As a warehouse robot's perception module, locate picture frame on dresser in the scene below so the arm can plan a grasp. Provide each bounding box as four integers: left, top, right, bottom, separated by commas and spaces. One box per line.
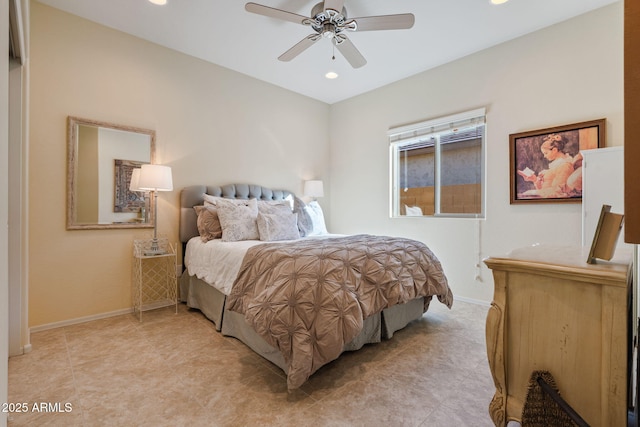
510, 118, 605, 204
587, 204, 624, 264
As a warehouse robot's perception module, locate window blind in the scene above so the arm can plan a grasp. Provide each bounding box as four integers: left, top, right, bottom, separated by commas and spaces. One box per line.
388, 108, 486, 146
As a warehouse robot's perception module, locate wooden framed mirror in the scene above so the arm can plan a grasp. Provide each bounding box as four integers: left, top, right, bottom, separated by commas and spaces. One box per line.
67, 116, 156, 230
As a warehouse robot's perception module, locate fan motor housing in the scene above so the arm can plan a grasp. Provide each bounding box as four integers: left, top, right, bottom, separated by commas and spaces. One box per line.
311, 2, 347, 19
308, 2, 350, 37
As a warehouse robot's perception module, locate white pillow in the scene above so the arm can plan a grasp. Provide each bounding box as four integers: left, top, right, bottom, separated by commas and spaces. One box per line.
216, 198, 259, 242
257, 212, 300, 241
304, 201, 328, 235
404, 205, 423, 216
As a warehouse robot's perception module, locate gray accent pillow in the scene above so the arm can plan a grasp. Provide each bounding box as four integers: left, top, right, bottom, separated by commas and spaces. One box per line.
258, 200, 292, 215
216, 198, 259, 242
257, 212, 300, 241
293, 196, 313, 237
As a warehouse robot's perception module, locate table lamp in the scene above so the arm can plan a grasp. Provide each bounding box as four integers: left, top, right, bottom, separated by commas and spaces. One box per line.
304, 180, 324, 201
138, 164, 173, 255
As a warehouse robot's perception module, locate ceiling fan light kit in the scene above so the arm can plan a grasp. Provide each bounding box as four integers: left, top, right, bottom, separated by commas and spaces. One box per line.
245, 1, 415, 69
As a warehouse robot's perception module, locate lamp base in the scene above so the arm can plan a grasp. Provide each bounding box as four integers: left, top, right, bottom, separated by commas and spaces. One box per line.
143, 239, 166, 256
144, 248, 167, 256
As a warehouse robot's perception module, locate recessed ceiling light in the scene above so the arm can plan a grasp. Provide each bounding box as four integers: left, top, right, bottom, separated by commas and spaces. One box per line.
148, 0, 167, 5
490, 0, 509, 4
325, 71, 338, 79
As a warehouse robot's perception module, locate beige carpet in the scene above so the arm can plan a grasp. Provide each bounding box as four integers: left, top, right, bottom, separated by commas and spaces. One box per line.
8, 299, 494, 426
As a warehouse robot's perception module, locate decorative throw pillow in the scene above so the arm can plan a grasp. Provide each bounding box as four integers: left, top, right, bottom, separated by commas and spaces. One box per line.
203, 193, 262, 209
202, 193, 226, 206
257, 212, 300, 241
293, 196, 313, 237
216, 198, 260, 242
304, 201, 328, 235
194, 205, 222, 241
258, 199, 292, 215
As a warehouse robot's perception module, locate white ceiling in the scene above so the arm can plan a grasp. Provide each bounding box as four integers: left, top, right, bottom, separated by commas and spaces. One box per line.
37, 0, 618, 104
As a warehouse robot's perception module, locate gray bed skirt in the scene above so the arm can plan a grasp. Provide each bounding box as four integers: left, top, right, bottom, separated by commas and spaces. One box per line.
179, 272, 424, 372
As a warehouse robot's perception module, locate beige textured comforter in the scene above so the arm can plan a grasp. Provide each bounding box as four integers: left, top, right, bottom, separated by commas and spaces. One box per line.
226, 234, 453, 390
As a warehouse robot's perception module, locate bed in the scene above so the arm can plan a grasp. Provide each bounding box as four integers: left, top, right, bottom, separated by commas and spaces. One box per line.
179, 184, 453, 390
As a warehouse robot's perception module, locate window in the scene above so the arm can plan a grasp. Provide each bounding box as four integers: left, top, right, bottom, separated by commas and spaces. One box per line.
389, 108, 485, 218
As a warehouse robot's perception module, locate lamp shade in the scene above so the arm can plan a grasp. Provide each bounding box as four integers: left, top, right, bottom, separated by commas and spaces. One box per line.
304, 180, 324, 198
129, 168, 142, 192
138, 164, 173, 192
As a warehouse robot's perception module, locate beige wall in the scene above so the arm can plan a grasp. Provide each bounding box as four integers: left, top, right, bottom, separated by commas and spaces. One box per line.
28, 1, 623, 326
28, 2, 330, 327
328, 2, 623, 303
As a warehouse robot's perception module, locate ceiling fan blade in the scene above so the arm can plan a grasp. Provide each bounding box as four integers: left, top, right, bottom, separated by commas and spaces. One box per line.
245, 3, 308, 25
323, 0, 345, 12
352, 14, 415, 31
335, 37, 367, 69
278, 35, 321, 62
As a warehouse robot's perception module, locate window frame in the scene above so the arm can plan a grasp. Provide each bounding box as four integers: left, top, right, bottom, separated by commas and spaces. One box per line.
389, 108, 486, 219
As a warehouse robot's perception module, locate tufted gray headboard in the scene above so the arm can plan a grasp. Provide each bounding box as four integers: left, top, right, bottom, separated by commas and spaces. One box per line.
180, 184, 293, 245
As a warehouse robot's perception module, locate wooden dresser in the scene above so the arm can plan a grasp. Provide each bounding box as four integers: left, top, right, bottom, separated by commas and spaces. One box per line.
484, 244, 632, 426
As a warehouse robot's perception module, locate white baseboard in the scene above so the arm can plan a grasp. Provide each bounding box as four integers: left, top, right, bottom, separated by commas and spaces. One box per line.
9, 342, 32, 357
454, 295, 491, 307
30, 301, 179, 333
140, 300, 176, 312
29, 307, 134, 333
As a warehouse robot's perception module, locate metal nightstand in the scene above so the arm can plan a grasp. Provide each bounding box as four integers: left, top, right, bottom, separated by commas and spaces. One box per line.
132, 238, 178, 321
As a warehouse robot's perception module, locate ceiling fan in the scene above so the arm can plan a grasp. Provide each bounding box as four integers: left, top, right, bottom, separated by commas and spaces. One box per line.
245, 1, 415, 69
